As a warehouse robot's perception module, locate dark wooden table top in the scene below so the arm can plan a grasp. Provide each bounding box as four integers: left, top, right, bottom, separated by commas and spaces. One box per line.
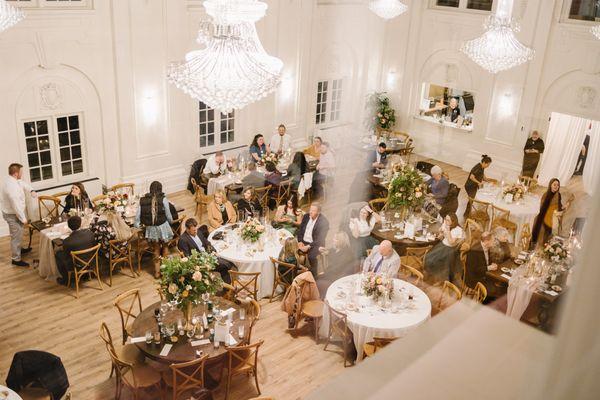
371, 221, 440, 253
131, 299, 251, 364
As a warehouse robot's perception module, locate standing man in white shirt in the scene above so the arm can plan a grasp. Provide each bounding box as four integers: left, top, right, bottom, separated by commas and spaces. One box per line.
205, 151, 228, 176
297, 203, 329, 274
270, 124, 292, 155
313, 142, 336, 198
1, 163, 37, 267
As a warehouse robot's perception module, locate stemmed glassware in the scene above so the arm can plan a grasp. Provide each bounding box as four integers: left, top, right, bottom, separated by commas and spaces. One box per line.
186, 324, 196, 342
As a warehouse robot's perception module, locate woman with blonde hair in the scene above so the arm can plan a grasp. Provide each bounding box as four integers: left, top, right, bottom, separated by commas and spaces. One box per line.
207, 189, 237, 232
278, 237, 307, 284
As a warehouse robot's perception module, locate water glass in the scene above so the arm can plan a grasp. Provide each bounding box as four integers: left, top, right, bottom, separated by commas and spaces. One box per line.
186, 325, 196, 342
145, 331, 152, 344
238, 325, 245, 339
239, 307, 246, 320
213, 340, 220, 349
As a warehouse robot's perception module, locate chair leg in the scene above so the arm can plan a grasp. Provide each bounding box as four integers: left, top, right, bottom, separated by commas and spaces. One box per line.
225, 372, 231, 400
74, 273, 80, 299
96, 263, 104, 290
109, 262, 113, 287
67, 272, 72, 288
314, 317, 320, 343
254, 368, 261, 396
269, 276, 278, 303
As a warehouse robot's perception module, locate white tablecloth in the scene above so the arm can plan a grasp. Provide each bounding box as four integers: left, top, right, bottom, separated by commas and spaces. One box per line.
476, 187, 540, 239
0, 385, 23, 400
320, 274, 431, 361
207, 174, 243, 195
208, 224, 292, 298
38, 222, 71, 282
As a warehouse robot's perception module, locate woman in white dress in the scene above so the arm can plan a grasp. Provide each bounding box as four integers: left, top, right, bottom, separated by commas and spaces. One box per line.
349, 205, 381, 258
424, 213, 464, 284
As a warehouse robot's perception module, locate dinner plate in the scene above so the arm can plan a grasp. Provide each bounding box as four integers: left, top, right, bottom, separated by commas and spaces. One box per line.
345, 303, 358, 312
514, 259, 524, 265
501, 267, 511, 273
551, 285, 563, 292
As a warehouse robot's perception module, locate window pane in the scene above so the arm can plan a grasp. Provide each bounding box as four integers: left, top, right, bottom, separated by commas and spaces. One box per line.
36, 120, 48, 135
200, 110, 206, 123
436, 0, 459, 6
38, 136, 50, 151
200, 136, 207, 147
41, 166, 53, 180
30, 168, 41, 183
40, 150, 52, 165
71, 145, 81, 159
221, 132, 227, 143
59, 132, 69, 147
60, 147, 71, 160
208, 109, 214, 121
200, 125, 207, 136
68, 115, 79, 129
70, 131, 80, 144
569, 0, 600, 21
208, 122, 214, 133
467, 0, 493, 10
230, 119, 234, 130
207, 135, 214, 146
26, 138, 38, 152
229, 131, 234, 142
61, 162, 72, 176
73, 159, 83, 174
28, 153, 39, 168
57, 117, 68, 132
221, 120, 226, 132
24, 122, 36, 137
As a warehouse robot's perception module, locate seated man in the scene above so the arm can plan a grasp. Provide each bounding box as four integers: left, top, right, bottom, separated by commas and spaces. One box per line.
204, 151, 227, 176
241, 162, 266, 188
55, 216, 96, 285
368, 142, 388, 170
177, 217, 236, 283
296, 203, 329, 274
465, 231, 498, 289
362, 240, 400, 277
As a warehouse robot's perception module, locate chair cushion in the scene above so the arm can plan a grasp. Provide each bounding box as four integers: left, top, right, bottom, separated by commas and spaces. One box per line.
302, 300, 324, 318
117, 343, 145, 365
19, 387, 52, 400
363, 342, 376, 358
122, 364, 161, 388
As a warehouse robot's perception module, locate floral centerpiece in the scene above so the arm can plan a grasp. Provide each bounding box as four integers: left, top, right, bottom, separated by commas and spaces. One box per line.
386, 164, 426, 211
96, 191, 129, 214
261, 152, 278, 164
543, 238, 569, 263
159, 250, 223, 325
502, 183, 525, 201
365, 92, 396, 132
362, 272, 393, 301
240, 217, 265, 243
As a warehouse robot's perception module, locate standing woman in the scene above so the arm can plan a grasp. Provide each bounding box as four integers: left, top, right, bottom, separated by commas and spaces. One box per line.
135, 181, 174, 278
348, 205, 381, 258
63, 182, 93, 214
463, 154, 493, 218
424, 213, 464, 285
207, 189, 237, 232
521, 130, 545, 178
286, 151, 308, 190
249, 134, 270, 163
531, 178, 573, 248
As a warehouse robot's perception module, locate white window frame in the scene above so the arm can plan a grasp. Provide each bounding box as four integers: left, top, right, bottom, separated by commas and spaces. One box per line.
560, 0, 600, 24
20, 112, 88, 188
198, 101, 238, 152
314, 78, 345, 128
430, 0, 493, 13
7, 0, 93, 9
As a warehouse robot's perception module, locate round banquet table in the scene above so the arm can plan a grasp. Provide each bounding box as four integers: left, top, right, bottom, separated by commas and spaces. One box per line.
476, 186, 540, 240
0, 385, 23, 400
371, 221, 440, 256
130, 299, 250, 365
208, 224, 292, 298
319, 274, 431, 361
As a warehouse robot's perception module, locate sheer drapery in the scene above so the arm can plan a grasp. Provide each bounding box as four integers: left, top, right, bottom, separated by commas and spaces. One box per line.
582, 120, 600, 195
538, 113, 587, 186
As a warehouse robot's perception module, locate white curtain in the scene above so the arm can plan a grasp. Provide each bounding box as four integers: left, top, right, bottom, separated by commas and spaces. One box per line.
538, 113, 587, 186
582, 120, 600, 195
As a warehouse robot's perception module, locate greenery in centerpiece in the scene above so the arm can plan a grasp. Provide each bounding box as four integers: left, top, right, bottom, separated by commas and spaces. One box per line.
543, 238, 569, 263
362, 272, 393, 301
240, 217, 265, 243
159, 250, 223, 306
365, 92, 396, 131
386, 164, 426, 210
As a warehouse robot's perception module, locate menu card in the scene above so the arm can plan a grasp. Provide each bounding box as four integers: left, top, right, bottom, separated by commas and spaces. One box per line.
191, 339, 210, 347
214, 321, 230, 343
160, 344, 173, 356
404, 222, 415, 238
129, 337, 146, 343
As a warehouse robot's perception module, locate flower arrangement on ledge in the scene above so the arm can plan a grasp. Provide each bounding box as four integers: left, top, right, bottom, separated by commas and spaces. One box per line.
362, 272, 393, 301
240, 217, 265, 243
543, 238, 569, 263
502, 183, 525, 201
365, 92, 396, 131
96, 191, 129, 214
386, 164, 426, 210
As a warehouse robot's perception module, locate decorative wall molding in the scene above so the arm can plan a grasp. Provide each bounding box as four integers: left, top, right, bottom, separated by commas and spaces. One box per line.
39, 82, 63, 110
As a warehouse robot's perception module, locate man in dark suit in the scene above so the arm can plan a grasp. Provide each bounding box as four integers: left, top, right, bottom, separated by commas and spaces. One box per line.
367, 142, 388, 170
241, 162, 266, 188
177, 217, 236, 284
297, 203, 329, 274
465, 231, 497, 290
55, 216, 96, 285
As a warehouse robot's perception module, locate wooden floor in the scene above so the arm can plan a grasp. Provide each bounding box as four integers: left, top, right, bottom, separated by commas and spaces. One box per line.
0, 154, 590, 400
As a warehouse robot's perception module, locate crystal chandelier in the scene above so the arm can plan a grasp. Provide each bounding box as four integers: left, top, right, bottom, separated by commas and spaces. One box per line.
368, 0, 408, 20
461, 0, 534, 74
0, 0, 25, 33
167, 0, 282, 113
592, 25, 600, 40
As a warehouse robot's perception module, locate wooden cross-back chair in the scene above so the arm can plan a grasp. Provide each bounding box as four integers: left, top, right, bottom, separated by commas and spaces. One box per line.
37, 195, 61, 220
519, 176, 538, 190
519, 222, 532, 252
323, 303, 354, 367
162, 354, 209, 400
224, 340, 264, 400
274, 179, 292, 208
464, 218, 484, 245
108, 238, 137, 286
51, 191, 70, 213
109, 183, 135, 196
229, 270, 261, 301
467, 197, 491, 230
113, 288, 143, 345
490, 205, 517, 241
68, 244, 102, 299
105, 344, 161, 400
368, 198, 388, 212
471, 282, 487, 304
269, 257, 307, 302
99, 322, 144, 380
399, 264, 424, 286
191, 178, 213, 218
92, 194, 108, 208
363, 336, 398, 359
167, 215, 186, 248
433, 281, 462, 315
399, 245, 432, 272
254, 185, 272, 212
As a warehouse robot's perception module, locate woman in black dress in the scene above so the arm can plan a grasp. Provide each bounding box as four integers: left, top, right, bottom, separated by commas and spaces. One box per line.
463, 154, 493, 218
63, 182, 93, 214
286, 151, 308, 190
521, 130, 544, 177
236, 187, 263, 220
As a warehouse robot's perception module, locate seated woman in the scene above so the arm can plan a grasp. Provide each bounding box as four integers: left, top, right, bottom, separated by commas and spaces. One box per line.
207, 189, 237, 232
63, 182, 93, 214
264, 161, 282, 186
135, 181, 174, 278
316, 231, 356, 298
424, 213, 464, 285
303, 136, 322, 159
249, 134, 270, 163
490, 226, 513, 263
427, 165, 449, 206
348, 205, 381, 258
273, 194, 302, 234
286, 151, 308, 190
277, 237, 308, 285
236, 187, 263, 220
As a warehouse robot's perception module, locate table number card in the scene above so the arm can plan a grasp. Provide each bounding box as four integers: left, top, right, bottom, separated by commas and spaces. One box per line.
159, 344, 173, 356
214, 321, 230, 343
404, 222, 415, 239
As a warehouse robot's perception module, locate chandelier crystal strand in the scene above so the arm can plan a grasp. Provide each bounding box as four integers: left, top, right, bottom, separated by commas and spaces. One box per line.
592, 25, 600, 40
460, 0, 534, 74
0, 0, 25, 33
368, 0, 408, 20
167, 0, 282, 113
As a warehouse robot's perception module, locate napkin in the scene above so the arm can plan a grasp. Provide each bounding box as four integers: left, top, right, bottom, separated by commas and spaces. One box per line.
159, 344, 173, 356
544, 290, 559, 296
501, 274, 511, 279
227, 334, 238, 346
222, 307, 236, 316
129, 337, 146, 343
191, 339, 210, 347
414, 236, 428, 242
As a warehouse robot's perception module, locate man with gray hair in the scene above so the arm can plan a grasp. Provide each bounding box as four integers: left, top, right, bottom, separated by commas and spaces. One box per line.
427, 165, 449, 206
362, 240, 400, 277
464, 231, 497, 290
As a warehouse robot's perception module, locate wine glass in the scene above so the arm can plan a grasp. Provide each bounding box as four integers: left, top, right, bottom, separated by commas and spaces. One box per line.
214, 308, 223, 324
165, 324, 175, 338
186, 325, 196, 342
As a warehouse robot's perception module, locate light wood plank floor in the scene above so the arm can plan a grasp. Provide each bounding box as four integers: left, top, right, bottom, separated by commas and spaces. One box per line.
0, 154, 590, 400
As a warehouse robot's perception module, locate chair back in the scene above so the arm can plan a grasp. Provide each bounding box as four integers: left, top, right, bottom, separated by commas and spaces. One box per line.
373, 336, 397, 352
464, 218, 483, 245
467, 197, 491, 230
99, 321, 116, 353
191, 179, 213, 204
491, 205, 510, 224
229, 270, 261, 301
404, 246, 432, 270
437, 281, 462, 310
169, 215, 186, 245
327, 304, 350, 341
105, 346, 137, 388
243, 299, 261, 345
269, 257, 307, 301
519, 223, 532, 252
38, 195, 61, 220
109, 239, 132, 265
400, 264, 423, 286
92, 194, 108, 207
254, 185, 272, 211
368, 198, 387, 212
226, 340, 264, 375
70, 244, 101, 271
473, 282, 487, 303
113, 288, 143, 344
275, 179, 292, 208
109, 183, 135, 197
168, 355, 209, 400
